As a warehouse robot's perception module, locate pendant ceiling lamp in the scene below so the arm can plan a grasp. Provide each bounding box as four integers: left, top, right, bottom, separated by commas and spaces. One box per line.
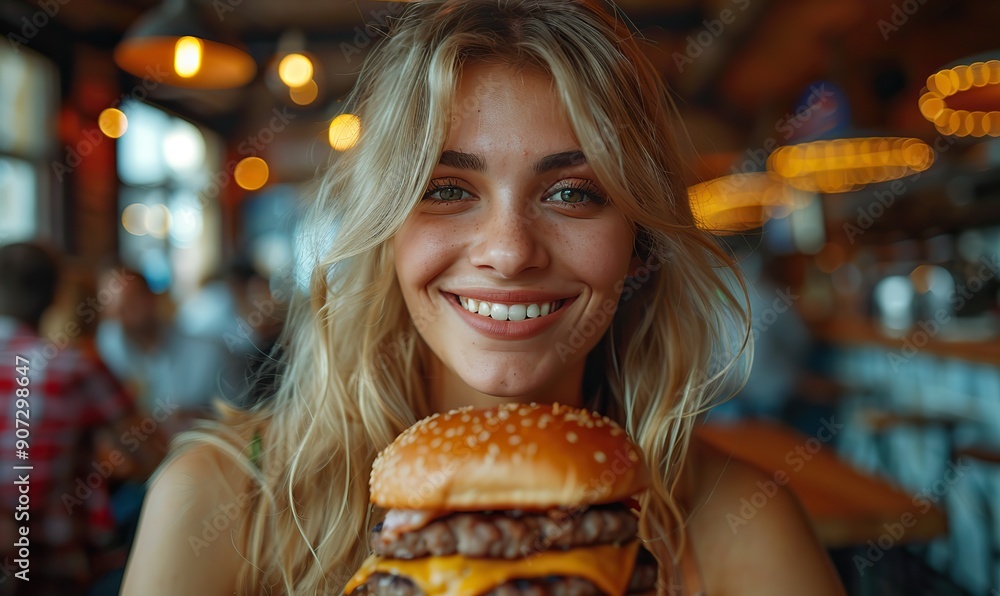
918, 53, 1000, 138
114, 0, 256, 89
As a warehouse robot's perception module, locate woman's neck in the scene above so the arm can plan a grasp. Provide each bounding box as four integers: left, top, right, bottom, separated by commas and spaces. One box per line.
426, 354, 587, 415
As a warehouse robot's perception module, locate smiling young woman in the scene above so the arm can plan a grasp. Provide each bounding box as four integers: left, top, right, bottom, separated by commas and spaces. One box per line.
121, 1, 844, 595
392, 61, 637, 413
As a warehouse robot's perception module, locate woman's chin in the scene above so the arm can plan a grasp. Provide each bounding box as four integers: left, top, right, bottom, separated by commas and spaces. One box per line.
457, 368, 575, 404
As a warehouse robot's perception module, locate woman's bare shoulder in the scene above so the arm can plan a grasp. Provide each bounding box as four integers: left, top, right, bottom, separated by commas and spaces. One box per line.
120, 441, 256, 596
683, 437, 844, 596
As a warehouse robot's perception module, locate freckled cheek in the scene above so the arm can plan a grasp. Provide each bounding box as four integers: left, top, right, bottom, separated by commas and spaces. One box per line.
560, 224, 632, 294
394, 221, 467, 294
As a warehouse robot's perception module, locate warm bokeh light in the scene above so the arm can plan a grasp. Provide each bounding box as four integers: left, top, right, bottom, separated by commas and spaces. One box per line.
174, 36, 203, 78
767, 137, 934, 193
328, 113, 361, 151
122, 203, 149, 236
289, 79, 319, 105
98, 108, 128, 138
145, 204, 171, 239
688, 173, 802, 234
919, 59, 1000, 138
235, 156, 269, 190
278, 53, 313, 88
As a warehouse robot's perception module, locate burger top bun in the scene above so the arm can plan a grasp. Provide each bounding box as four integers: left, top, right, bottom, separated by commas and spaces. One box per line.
370, 402, 650, 511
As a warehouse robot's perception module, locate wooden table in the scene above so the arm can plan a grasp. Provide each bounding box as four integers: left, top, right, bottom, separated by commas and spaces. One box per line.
695, 420, 949, 548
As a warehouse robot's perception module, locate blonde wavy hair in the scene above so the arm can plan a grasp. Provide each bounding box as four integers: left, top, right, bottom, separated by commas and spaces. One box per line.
166, 0, 751, 593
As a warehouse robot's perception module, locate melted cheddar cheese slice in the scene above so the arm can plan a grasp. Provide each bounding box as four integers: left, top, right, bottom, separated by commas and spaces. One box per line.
344, 541, 639, 595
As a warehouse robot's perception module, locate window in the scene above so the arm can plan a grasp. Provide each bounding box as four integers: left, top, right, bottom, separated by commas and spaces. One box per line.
0, 43, 57, 243
117, 100, 221, 297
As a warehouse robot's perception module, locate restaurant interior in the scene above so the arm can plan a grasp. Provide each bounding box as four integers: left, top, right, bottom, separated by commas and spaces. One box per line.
1, 0, 999, 594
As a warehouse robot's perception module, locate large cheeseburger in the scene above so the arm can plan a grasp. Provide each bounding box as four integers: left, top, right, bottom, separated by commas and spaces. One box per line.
344, 402, 658, 595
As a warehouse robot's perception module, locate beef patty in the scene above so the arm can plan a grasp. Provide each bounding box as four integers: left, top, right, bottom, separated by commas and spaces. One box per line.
371, 504, 638, 560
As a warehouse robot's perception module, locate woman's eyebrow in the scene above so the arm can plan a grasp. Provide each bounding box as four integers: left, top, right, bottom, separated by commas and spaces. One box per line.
438, 149, 587, 175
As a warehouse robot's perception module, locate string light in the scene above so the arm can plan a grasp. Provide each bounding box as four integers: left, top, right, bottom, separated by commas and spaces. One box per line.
919, 59, 1000, 137
767, 137, 933, 193
688, 173, 802, 233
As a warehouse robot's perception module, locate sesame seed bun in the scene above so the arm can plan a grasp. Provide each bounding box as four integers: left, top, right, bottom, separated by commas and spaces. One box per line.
369, 402, 650, 510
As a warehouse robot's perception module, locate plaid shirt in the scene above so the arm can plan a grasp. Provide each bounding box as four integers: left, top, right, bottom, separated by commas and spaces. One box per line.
0, 316, 134, 562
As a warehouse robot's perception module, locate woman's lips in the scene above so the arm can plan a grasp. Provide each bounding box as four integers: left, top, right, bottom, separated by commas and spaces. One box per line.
442, 291, 577, 340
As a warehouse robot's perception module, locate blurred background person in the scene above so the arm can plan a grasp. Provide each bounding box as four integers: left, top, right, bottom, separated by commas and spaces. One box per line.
175, 258, 285, 408
95, 268, 236, 436
0, 242, 164, 596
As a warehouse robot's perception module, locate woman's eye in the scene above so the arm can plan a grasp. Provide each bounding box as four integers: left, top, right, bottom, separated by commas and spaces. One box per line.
553, 188, 586, 204
546, 185, 607, 207
423, 185, 470, 202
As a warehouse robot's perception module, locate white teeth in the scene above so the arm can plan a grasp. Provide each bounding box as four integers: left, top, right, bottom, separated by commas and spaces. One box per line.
491, 303, 508, 320
457, 295, 563, 322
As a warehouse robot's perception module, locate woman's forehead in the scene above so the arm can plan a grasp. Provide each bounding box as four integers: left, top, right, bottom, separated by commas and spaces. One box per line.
444, 63, 579, 159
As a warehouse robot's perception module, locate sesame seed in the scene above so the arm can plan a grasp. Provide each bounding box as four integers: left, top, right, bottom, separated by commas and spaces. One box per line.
506, 424, 516, 434
566, 432, 578, 443
628, 450, 638, 462
509, 435, 522, 446
478, 431, 490, 442
594, 451, 607, 463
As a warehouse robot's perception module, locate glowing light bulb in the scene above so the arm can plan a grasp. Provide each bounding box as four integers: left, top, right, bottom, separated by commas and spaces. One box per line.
278, 53, 313, 88
174, 36, 203, 78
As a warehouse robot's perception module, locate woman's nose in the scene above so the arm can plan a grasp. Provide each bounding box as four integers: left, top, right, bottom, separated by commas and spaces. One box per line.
468, 199, 550, 278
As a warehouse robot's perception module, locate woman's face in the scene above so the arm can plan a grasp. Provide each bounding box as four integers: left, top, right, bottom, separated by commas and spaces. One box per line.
393, 62, 635, 407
